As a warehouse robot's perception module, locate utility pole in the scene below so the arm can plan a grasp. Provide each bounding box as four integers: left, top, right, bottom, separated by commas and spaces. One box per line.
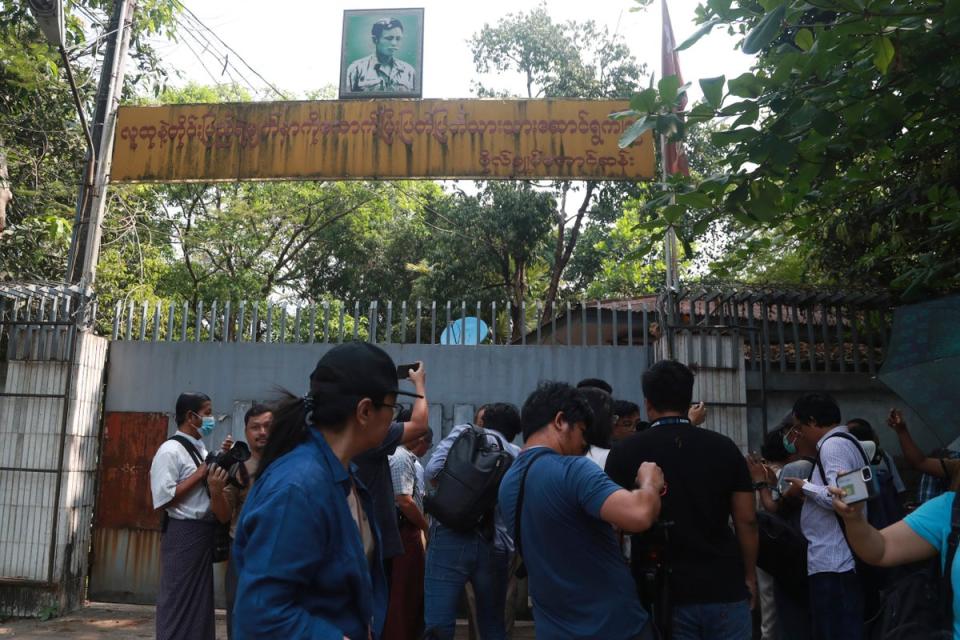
65, 0, 138, 298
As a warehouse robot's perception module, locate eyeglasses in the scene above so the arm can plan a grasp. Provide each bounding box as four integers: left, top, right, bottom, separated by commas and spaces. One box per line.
378, 401, 404, 421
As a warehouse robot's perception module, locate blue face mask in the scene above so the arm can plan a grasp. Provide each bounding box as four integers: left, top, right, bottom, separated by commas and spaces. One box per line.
783, 434, 797, 455
199, 415, 216, 437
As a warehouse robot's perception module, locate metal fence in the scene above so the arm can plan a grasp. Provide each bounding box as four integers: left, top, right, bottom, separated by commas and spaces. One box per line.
0, 288, 108, 616
108, 298, 660, 347
108, 290, 892, 373
659, 287, 892, 374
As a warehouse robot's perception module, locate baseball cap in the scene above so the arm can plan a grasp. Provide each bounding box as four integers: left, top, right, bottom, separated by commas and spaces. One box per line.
309, 342, 423, 399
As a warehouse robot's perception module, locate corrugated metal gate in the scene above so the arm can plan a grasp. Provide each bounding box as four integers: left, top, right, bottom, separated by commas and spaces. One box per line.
87, 297, 655, 605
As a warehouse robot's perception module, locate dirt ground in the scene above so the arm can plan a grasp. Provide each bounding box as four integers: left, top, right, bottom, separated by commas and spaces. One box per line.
0, 602, 536, 639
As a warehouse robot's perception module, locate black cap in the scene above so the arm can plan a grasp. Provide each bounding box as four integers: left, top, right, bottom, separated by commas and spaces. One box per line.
309, 342, 423, 399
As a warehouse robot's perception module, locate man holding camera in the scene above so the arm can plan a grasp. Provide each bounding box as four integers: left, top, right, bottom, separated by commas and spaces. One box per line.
222, 404, 272, 640
605, 361, 757, 640
150, 392, 231, 640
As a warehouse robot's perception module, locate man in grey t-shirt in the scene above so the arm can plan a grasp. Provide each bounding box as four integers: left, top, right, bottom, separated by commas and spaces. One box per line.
353, 362, 428, 564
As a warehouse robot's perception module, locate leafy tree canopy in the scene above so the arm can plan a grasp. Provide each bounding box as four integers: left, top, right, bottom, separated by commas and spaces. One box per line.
620, 0, 960, 299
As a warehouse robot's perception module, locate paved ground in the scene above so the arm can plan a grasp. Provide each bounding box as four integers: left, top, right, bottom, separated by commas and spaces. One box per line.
0, 602, 536, 639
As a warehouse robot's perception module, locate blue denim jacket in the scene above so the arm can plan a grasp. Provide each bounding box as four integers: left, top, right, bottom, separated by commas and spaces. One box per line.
233, 428, 387, 640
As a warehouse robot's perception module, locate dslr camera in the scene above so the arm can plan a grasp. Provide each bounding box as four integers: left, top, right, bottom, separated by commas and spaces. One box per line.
206, 441, 251, 488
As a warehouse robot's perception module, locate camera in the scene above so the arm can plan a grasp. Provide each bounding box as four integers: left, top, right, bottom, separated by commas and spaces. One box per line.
206, 441, 252, 488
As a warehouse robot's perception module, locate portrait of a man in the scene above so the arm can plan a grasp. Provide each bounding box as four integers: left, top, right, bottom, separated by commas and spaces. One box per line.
340, 9, 424, 99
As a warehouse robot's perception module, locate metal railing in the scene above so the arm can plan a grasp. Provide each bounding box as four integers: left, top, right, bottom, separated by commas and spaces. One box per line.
1, 295, 79, 362
659, 287, 892, 374
107, 298, 659, 347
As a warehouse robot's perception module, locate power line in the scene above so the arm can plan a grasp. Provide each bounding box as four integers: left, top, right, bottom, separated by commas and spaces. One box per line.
173, 14, 262, 97
170, 0, 289, 100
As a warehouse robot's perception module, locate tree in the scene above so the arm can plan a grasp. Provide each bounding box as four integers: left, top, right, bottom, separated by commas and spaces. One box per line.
470, 5, 649, 320
619, 0, 960, 300
414, 182, 557, 339
0, 0, 181, 282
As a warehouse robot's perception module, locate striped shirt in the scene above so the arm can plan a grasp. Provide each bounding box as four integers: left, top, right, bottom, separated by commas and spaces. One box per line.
389, 446, 423, 511
800, 425, 869, 575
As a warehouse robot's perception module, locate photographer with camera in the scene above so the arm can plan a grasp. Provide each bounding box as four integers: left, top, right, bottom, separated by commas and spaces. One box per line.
498, 382, 663, 640
222, 404, 272, 640
605, 360, 757, 640
149, 392, 231, 640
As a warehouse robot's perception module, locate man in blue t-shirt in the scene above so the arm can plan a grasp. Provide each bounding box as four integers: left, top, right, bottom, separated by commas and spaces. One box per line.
498, 381, 664, 640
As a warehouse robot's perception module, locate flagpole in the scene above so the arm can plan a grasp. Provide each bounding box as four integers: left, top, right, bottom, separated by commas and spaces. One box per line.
662, 136, 679, 291
661, 0, 680, 291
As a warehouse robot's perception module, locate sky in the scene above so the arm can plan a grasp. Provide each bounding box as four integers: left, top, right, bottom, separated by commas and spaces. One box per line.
149, 0, 755, 103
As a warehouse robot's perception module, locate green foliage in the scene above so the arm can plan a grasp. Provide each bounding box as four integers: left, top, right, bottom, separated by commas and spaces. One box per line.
0, 0, 182, 282
621, 0, 960, 299
470, 3, 647, 99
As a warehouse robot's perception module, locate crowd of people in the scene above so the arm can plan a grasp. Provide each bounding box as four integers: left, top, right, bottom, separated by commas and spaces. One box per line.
148, 342, 959, 640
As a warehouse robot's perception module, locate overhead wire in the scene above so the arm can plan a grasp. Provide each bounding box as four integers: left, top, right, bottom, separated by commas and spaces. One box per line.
172, 13, 262, 96
169, 0, 289, 100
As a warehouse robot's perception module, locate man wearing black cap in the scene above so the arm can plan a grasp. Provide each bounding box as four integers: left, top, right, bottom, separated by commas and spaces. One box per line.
349, 359, 429, 585
233, 342, 424, 639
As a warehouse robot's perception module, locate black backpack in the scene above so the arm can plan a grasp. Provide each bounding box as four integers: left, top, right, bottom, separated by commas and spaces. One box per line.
424, 425, 513, 533
757, 509, 808, 600
866, 492, 960, 640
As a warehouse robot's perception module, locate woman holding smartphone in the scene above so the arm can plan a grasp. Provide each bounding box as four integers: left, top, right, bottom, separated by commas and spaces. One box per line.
831, 486, 960, 638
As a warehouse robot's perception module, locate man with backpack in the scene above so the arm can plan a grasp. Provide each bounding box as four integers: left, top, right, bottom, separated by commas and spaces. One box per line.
422, 403, 522, 640
498, 381, 664, 639
782, 393, 870, 640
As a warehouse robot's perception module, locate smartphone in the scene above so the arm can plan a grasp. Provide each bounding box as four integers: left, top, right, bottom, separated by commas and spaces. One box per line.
396, 363, 419, 379
837, 466, 877, 504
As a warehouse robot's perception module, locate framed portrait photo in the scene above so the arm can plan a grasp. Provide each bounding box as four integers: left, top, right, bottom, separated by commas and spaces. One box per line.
339, 8, 424, 99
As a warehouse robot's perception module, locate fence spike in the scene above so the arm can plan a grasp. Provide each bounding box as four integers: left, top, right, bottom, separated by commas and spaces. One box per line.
167, 301, 175, 342
237, 302, 246, 343
112, 301, 121, 339
209, 301, 218, 343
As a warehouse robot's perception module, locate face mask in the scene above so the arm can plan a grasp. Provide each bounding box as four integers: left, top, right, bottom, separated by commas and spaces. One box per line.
199, 415, 216, 437
783, 434, 797, 455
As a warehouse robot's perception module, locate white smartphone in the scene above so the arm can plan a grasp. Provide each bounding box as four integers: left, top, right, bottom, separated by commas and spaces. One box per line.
837, 466, 877, 505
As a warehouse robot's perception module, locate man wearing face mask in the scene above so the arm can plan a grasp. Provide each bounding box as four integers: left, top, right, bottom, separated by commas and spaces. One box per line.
150, 391, 231, 640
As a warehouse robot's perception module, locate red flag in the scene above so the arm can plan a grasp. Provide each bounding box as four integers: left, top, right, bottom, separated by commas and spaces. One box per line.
661, 0, 689, 177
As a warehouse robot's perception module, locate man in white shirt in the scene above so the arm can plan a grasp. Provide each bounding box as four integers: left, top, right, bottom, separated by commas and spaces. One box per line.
150, 392, 230, 640
783, 393, 868, 640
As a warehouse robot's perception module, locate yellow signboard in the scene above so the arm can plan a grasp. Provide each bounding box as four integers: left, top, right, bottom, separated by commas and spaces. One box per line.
111, 99, 654, 183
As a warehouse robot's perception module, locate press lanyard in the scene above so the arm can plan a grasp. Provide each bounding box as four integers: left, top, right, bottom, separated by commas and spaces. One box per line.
649, 416, 692, 428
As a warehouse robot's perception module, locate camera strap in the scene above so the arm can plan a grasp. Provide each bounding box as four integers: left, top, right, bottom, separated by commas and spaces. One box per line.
169, 435, 203, 468
513, 448, 553, 578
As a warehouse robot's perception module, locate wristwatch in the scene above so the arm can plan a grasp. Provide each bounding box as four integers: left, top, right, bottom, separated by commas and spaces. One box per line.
752, 481, 770, 491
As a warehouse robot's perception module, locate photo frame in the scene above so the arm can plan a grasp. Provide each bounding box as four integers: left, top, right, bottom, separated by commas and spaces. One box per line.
339, 8, 424, 99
